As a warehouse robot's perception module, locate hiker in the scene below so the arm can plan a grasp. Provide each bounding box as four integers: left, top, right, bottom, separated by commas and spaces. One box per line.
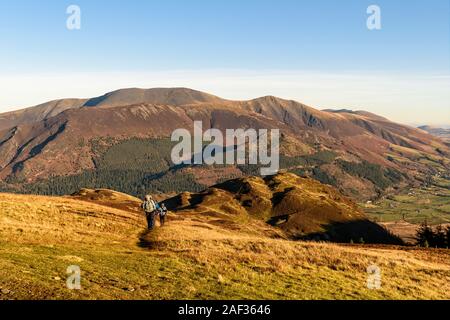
141, 195, 157, 230
159, 203, 168, 226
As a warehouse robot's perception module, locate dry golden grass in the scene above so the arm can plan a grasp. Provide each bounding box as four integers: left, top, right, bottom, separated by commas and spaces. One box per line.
0, 193, 143, 245
146, 213, 450, 299
0, 191, 449, 300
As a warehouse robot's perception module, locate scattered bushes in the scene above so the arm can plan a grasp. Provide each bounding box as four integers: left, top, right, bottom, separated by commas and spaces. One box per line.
305, 151, 337, 165
19, 169, 205, 199
7, 138, 205, 199
416, 221, 450, 248
311, 167, 338, 186
280, 151, 337, 169
337, 160, 403, 190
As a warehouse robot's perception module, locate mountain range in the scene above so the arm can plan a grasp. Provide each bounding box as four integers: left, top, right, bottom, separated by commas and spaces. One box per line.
0, 88, 448, 200
418, 125, 450, 143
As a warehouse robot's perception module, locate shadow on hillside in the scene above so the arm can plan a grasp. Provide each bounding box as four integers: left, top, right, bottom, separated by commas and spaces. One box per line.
163, 191, 207, 211
137, 229, 156, 249
214, 179, 248, 194
296, 219, 404, 245
271, 188, 295, 207
83, 94, 108, 107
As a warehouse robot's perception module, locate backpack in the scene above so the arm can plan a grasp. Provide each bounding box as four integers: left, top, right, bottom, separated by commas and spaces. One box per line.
143, 200, 156, 213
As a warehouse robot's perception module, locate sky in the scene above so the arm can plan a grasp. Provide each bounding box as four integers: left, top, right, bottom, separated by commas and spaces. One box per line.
0, 0, 449, 126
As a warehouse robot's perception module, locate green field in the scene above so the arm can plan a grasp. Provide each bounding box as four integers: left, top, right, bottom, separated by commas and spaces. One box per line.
364, 185, 450, 225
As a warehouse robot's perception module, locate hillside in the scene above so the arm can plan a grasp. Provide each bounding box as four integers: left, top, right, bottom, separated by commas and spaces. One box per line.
0, 98, 87, 131
0, 88, 448, 201
83, 87, 226, 108
164, 172, 402, 244
0, 187, 448, 300
419, 126, 450, 143
0, 88, 224, 131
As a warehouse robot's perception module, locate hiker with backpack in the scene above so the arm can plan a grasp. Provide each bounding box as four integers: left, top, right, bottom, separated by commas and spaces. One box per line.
159, 204, 168, 226
141, 195, 158, 230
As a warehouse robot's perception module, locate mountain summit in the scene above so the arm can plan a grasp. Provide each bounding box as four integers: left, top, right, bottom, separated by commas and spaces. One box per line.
0, 88, 225, 131
82, 87, 226, 108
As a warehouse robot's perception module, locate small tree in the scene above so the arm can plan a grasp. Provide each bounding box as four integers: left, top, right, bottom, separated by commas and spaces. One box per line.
416, 221, 434, 247
446, 226, 450, 248
434, 225, 447, 248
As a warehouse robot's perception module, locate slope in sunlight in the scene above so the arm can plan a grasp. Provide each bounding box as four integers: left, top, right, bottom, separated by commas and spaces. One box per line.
0, 186, 448, 300
164, 172, 403, 244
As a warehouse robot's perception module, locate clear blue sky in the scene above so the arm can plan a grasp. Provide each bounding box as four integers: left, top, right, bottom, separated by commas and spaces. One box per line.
0, 0, 449, 125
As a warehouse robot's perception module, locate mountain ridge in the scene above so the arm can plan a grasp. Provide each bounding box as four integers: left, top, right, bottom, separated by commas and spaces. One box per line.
0, 88, 405, 131
418, 125, 450, 143
0, 88, 448, 200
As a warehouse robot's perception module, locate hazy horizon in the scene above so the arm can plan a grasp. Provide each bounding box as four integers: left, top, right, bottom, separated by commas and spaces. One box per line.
0, 0, 449, 126
1, 74, 449, 128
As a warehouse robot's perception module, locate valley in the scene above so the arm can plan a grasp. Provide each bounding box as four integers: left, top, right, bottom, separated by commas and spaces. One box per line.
365, 185, 450, 225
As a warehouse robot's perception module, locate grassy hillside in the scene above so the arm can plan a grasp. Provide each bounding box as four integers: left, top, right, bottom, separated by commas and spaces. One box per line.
0, 191, 449, 300
13, 138, 206, 198
1, 136, 409, 202
165, 173, 402, 244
